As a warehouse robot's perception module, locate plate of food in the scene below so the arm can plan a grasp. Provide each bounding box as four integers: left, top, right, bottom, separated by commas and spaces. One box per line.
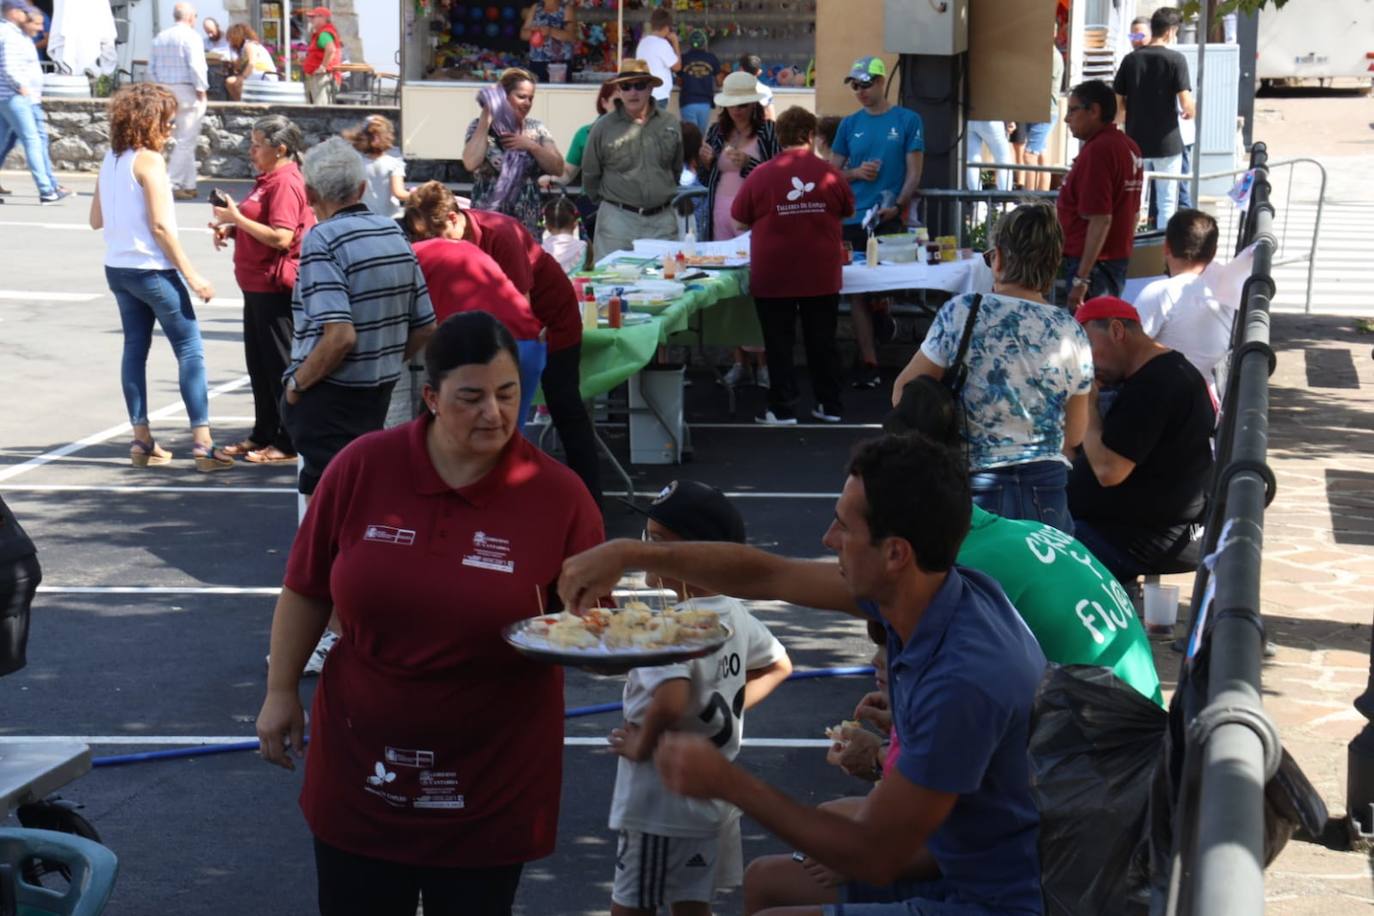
503, 602, 732, 669
683, 254, 750, 269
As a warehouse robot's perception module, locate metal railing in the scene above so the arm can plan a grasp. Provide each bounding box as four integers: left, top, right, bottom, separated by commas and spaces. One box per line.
1165, 142, 1283, 915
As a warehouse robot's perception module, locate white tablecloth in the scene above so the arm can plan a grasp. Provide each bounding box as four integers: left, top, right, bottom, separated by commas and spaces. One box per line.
841, 258, 991, 296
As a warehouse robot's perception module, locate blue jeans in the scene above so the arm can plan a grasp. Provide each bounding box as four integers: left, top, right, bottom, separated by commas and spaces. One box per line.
1060, 255, 1128, 305
827, 877, 1010, 915
969, 460, 1072, 533
0, 95, 57, 197
515, 338, 548, 430
679, 102, 712, 134
1145, 153, 1184, 231
1178, 145, 1193, 209
105, 267, 210, 428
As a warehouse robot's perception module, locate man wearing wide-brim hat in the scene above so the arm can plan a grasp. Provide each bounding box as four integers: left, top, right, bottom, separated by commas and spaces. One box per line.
582, 58, 684, 262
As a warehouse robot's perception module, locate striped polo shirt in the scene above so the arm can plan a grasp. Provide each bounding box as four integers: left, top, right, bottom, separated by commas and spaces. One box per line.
287, 205, 435, 389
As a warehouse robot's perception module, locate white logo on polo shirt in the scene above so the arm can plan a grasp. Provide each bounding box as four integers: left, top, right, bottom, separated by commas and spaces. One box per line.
463, 530, 515, 573
364, 524, 416, 546
786, 176, 816, 201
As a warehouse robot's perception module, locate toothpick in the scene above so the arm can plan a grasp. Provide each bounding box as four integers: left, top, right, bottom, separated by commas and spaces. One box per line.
535, 584, 545, 615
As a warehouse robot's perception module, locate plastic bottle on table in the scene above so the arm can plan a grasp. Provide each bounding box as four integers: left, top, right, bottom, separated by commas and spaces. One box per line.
608, 289, 623, 328
582, 285, 599, 330
684, 229, 697, 258
865, 232, 880, 270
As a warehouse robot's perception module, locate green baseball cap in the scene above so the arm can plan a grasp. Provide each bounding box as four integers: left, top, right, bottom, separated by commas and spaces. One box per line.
844, 56, 887, 85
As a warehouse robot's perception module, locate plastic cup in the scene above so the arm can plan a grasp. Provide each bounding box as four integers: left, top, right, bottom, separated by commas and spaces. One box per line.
1143, 583, 1180, 636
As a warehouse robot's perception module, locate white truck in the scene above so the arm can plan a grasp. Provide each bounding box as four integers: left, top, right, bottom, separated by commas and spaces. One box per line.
1255, 0, 1374, 90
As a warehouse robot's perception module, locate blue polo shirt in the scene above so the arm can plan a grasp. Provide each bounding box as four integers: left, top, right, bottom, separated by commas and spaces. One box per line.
859, 566, 1046, 914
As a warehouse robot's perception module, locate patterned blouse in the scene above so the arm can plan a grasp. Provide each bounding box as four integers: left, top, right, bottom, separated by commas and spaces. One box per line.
527, 0, 572, 63
920, 292, 1094, 471
464, 116, 555, 237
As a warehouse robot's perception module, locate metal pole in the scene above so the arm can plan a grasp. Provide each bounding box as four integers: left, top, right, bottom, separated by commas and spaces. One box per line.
1190, 3, 1207, 208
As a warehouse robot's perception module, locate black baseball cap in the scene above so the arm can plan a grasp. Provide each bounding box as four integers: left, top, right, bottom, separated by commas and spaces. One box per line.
624, 480, 747, 544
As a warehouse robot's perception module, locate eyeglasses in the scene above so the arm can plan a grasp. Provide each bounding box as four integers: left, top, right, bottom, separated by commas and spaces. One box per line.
620, 80, 651, 92
981, 248, 995, 268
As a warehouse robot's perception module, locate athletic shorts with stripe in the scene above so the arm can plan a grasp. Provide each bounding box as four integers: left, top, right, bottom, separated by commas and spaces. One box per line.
612, 820, 743, 909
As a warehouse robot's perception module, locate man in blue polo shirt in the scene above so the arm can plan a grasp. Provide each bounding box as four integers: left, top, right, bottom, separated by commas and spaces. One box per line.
830, 56, 925, 390
559, 434, 1047, 915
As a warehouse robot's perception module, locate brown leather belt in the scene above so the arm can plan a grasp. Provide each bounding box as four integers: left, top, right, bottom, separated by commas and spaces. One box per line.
605, 199, 671, 217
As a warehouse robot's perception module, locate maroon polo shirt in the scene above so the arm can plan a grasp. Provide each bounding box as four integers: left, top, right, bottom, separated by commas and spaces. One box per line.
1057, 123, 1144, 262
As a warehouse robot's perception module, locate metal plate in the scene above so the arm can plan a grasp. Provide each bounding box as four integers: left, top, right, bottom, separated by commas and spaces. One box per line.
502, 616, 732, 670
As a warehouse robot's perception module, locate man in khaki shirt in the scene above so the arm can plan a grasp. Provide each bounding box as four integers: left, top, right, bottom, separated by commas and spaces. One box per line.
583, 58, 684, 261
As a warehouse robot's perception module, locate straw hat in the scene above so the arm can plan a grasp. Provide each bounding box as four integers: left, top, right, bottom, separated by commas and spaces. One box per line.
713, 71, 766, 108
606, 59, 664, 88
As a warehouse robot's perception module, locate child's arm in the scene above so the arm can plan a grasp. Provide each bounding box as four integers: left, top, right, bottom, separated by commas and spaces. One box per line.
610, 677, 690, 762
743, 655, 792, 710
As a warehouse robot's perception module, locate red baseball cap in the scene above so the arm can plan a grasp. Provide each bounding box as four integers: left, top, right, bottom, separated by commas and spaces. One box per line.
1075, 296, 1140, 325
308, 6, 331, 17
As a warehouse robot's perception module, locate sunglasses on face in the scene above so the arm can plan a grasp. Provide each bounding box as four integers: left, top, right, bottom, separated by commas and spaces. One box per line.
621, 81, 651, 92
850, 80, 875, 91
982, 248, 995, 268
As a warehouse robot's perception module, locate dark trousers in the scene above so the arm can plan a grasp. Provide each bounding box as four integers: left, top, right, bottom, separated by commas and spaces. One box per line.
314, 838, 523, 916
243, 290, 295, 453
1060, 256, 1130, 306
540, 343, 602, 505
755, 294, 843, 414
0, 553, 41, 676
282, 380, 395, 496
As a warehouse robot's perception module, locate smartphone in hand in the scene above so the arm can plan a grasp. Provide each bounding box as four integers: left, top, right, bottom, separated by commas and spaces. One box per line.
208, 189, 229, 208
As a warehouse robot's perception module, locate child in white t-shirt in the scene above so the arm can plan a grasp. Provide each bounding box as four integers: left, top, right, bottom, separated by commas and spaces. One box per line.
541, 195, 587, 274
634, 8, 681, 109
608, 480, 792, 916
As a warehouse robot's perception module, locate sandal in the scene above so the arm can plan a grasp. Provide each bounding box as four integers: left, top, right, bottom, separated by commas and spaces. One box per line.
192, 442, 235, 473
130, 439, 173, 468
220, 439, 263, 458
245, 447, 299, 465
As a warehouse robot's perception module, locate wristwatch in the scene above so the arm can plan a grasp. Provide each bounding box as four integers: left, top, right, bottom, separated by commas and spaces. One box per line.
287, 374, 301, 393
1071, 275, 1091, 289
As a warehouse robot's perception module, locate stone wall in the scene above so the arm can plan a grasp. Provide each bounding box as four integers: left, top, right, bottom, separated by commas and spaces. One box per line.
2, 101, 401, 178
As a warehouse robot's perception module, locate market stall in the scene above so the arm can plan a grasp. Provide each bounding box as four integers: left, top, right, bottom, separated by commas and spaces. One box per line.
401, 0, 818, 157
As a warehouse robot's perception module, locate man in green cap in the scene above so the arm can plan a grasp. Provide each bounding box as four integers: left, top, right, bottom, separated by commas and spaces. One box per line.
678, 29, 720, 134
830, 55, 925, 390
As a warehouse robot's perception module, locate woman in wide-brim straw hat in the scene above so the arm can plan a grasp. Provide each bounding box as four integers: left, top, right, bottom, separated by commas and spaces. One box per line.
701, 70, 780, 387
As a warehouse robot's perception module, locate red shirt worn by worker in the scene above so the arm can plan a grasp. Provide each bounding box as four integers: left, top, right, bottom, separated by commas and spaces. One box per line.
731, 147, 854, 299
287, 416, 604, 868
233, 161, 314, 294
412, 238, 543, 339
1056, 123, 1143, 262
463, 208, 582, 352
302, 23, 341, 76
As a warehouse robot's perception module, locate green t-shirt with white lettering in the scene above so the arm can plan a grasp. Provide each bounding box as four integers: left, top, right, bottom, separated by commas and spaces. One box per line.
957, 506, 1164, 707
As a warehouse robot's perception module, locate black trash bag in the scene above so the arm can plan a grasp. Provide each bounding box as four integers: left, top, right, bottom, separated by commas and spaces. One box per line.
1130, 637, 1330, 911
0, 494, 41, 676
1028, 664, 1168, 916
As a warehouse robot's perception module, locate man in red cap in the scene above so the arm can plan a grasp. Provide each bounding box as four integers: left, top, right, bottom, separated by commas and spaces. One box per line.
1067, 296, 1214, 585
302, 6, 342, 105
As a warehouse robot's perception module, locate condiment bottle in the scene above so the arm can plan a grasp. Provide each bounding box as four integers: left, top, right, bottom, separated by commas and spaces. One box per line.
663, 253, 678, 279
582, 285, 598, 330
865, 233, 880, 270
608, 289, 623, 329
684, 229, 697, 257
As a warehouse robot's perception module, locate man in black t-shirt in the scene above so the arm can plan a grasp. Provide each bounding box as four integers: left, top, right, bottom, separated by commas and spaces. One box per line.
1113, 6, 1194, 230
1068, 297, 1214, 584
677, 30, 721, 134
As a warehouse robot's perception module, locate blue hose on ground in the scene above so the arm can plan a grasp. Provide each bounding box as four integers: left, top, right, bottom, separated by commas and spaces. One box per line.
90, 665, 876, 768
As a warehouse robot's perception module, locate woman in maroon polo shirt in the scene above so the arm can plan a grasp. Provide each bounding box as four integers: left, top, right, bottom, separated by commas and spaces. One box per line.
257, 311, 603, 915
210, 114, 314, 464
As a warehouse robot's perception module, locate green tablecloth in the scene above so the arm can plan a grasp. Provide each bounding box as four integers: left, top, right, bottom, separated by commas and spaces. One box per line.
574, 266, 762, 400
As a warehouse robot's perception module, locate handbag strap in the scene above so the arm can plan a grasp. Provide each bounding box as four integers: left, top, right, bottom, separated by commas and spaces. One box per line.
943, 293, 983, 393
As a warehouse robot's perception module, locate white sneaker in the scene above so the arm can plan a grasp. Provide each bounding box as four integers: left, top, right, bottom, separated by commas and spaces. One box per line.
303, 630, 339, 677
755, 367, 770, 389
721, 363, 750, 388
755, 408, 797, 426
811, 405, 843, 423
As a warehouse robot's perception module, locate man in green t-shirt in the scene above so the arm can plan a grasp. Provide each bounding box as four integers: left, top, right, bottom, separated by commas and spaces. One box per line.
887, 379, 1163, 705
958, 505, 1163, 705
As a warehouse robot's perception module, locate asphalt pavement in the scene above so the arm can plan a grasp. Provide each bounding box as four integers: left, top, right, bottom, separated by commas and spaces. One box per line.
0, 178, 898, 915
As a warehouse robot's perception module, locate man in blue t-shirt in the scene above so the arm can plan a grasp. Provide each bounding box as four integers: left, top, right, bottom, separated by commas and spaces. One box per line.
830, 55, 926, 390
559, 434, 1048, 916
677, 29, 720, 134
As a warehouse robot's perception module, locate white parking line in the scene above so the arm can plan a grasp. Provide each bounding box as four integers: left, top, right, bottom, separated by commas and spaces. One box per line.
0, 735, 832, 749
37, 586, 282, 595
0, 290, 102, 302
0, 374, 251, 483
3, 485, 296, 494
0, 219, 211, 234
690, 423, 882, 430
608, 490, 839, 500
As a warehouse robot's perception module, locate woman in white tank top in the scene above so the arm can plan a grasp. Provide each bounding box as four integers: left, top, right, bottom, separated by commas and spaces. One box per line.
90, 84, 234, 471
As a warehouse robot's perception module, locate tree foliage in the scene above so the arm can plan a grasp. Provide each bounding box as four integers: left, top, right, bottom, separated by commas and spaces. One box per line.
1179, 0, 1290, 17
